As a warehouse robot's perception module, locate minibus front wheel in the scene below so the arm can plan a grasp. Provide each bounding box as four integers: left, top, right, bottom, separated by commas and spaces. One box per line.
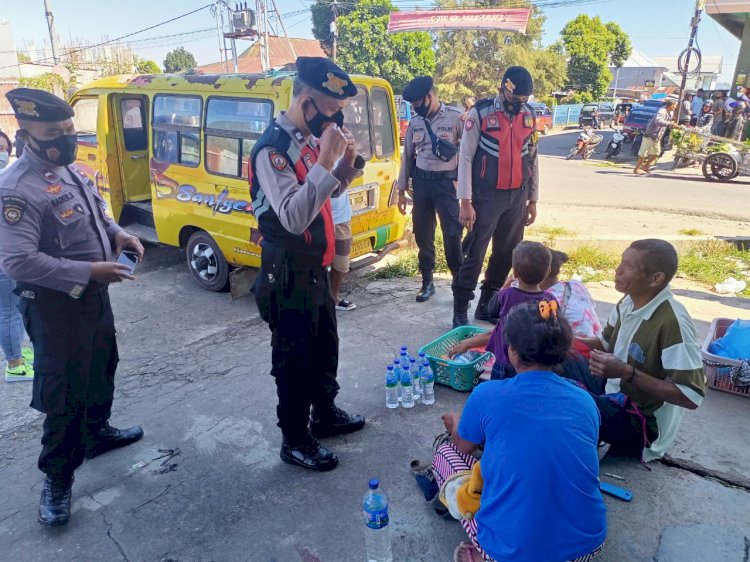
186, 231, 230, 292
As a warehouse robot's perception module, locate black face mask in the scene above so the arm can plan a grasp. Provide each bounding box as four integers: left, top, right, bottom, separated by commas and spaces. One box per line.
24, 131, 78, 166
502, 98, 524, 117
414, 96, 431, 118
305, 99, 345, 138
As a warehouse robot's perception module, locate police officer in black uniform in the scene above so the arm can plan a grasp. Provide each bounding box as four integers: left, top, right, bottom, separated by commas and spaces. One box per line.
0, 89, 145, 527
250, 58, 366, 472
397, 76, 464, 301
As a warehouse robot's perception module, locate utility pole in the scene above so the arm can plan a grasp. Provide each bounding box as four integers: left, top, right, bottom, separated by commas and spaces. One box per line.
676, 0, 705, 123
330, 0, 338, 63
44, 0, 61, 65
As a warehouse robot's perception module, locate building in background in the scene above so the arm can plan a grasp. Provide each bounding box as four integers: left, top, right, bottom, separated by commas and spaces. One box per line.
707, 1, 750, 88
652, 55, 723, 91
197, 36, 325, 74
608, 50, 670, 100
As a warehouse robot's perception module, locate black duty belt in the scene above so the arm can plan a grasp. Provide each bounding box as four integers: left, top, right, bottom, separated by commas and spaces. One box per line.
15, 281, 108, 301
414, 168, 458, 181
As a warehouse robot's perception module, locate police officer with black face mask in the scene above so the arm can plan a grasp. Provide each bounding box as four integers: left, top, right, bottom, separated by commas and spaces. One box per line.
397, 76, 464, 302
451, 66, 540, 327
0, 88, 145, 527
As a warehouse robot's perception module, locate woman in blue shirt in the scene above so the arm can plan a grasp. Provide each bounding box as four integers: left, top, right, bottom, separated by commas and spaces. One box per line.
434, 301, 607, 562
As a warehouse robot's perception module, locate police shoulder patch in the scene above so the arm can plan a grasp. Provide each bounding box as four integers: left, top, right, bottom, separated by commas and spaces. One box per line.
465, 118, 475, 131
524, 115, 534, 128
269, 151, 288, 171
2, 195, 27, 225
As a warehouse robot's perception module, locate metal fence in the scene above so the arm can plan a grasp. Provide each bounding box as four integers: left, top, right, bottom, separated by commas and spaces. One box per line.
552, 104, 583, 128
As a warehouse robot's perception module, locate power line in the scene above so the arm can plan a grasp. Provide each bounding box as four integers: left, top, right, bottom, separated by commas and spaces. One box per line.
0, 3, 214, 71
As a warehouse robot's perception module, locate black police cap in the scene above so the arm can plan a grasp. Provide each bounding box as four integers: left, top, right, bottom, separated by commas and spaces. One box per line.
501, 67, 534, 96
6, 88, 74, 122
402, 76, 434, 103
296, 56, 357, 99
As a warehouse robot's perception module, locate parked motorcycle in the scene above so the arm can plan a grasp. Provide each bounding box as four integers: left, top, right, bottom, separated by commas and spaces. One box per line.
605, 129, 625, 159
566, 129, 603, 160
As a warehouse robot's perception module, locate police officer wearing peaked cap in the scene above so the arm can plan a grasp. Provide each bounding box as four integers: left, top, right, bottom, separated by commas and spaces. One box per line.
0, 88, 145, 527
397, 76, 464, 302
250, 57, 366, 472
452, 66, 541, 327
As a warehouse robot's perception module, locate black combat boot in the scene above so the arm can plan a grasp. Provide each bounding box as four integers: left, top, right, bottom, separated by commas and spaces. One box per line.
474, 287, 499, 323
452, 299, 470, 328
310, 404, 366, 439
416, 274, 435, 302
39, 476, 73, 527
85, 423, 144, 459
280, 434, 339, 472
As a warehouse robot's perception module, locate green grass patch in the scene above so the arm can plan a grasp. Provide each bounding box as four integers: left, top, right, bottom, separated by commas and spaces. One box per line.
527, 226, 577, 239
679, 228, 705, 237
560, 244, 621, 282
678, 240, 750, 295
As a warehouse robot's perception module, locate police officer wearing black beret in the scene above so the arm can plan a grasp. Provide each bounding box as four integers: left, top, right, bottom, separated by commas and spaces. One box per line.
0, 88, 145, 526
452, 66, 540, 326
250, 57, 366, 472
397, 76, 464, 302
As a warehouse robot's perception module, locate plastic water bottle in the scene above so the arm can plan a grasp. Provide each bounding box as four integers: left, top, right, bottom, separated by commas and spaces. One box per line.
400, 362, 414, 408
385, 365, 398, 409
418, 351, 426, 365
421, 360, 435, 405
392, 359, 403, 402
400, 350, 410, 371
401, 345, 414, 362
410, 357, 421, 401
363, 479, 393, 562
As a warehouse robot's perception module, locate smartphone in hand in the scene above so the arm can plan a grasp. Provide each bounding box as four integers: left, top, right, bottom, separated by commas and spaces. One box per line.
117, 250, 138, 274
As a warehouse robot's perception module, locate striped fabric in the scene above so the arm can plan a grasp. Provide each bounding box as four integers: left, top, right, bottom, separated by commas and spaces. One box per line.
432, 441, 604, 562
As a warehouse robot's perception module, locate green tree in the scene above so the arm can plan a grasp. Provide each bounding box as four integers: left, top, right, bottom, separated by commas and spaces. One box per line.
17, 53, 31, 64
163, 47, 197, 73
336, 0, 434, 93
19, 73, 67, 95
311, 0, 355, 57
136, 58, 161, 74
561, 15, 632, 99
434, 0, 566, 102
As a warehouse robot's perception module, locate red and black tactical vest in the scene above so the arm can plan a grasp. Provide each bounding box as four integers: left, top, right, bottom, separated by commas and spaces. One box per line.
249, 123, 335, 268
471, 98, 536, 192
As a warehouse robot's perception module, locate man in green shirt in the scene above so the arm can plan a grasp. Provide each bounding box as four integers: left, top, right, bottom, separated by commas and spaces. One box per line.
582, 239, 705, 461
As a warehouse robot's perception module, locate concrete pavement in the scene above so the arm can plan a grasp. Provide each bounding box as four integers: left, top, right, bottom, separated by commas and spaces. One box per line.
1, 242, 749, 561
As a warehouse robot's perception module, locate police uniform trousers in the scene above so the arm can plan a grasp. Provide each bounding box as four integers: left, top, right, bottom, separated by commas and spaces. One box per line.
452, 185, 527, 303
17, 283, 118, 478
412, 169, 463, 279
254, 251, 340, 442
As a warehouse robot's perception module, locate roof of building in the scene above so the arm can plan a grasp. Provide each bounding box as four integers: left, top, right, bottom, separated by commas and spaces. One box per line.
617, 50, 667, 69
652, 55, 723, 75
197, 36, 326, 74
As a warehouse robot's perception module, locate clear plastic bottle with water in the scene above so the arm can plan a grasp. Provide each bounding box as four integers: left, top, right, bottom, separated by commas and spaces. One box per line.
385, 365, 398, 409
400, 361, 414, 408
421, 360, 435, 405
410, 357, 421, 401
392, 358, 403, 402
363, 479, 393, 562
399, 350, 410, 371
401, 345, 414, 362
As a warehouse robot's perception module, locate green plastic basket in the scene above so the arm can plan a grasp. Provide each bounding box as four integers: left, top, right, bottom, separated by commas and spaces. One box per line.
418, 326, 493, 392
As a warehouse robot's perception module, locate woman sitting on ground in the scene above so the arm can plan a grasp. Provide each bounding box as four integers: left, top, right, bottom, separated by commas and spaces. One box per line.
434, 301, 607, 562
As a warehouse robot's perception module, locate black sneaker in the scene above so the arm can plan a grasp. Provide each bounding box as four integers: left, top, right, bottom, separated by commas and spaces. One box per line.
280, 435, 338, 472
85, 423, 144, 459
311, 405, 366, 439
416, 281, 435, 302
39, 476, 73, 527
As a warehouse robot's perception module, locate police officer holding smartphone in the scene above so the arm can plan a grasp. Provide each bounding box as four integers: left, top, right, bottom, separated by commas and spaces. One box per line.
397, 76, 464, 302
0, 88, 145, 527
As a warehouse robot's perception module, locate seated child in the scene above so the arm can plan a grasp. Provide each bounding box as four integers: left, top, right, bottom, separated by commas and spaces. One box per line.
450, 241, 557, 380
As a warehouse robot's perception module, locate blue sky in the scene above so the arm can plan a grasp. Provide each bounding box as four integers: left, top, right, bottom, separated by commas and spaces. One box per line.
3, 0, 740, 80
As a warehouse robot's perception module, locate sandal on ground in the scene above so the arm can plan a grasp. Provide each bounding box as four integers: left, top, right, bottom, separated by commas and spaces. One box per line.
336, 299, 356, 311
454, 542, 483, 562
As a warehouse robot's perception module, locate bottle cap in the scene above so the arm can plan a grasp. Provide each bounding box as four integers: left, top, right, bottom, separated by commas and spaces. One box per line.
419, 351, 425, 356
401, 346, 407, 351
387, 365, 393, 370
423, 360, 430, 366
410, 358, 416, 363
400, 351, 407, 356
369, 478, 379, 490
393, 358, 400, 365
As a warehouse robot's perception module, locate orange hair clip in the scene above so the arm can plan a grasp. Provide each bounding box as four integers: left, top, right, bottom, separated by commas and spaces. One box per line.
539, 300, 558, 320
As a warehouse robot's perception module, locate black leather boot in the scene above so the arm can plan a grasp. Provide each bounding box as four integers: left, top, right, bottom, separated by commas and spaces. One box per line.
452, 299, 470, 328
474, 287, 499, 323
310, 405, 366, 439
39, 476, 73, 527
85, 423, 144, 460
280, 434, 339, 472
416, 276, 435, 302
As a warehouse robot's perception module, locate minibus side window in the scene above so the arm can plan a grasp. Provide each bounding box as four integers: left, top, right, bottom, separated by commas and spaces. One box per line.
72, 98, 98, 146
120, 98, 147, 151
342, 86, 372, 161
204, 96, 273, 179
371, 87, 395, 158
152, 95, 202, 167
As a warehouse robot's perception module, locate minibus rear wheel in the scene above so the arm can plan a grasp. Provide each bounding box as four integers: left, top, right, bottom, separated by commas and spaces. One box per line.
186, 231, 230, 292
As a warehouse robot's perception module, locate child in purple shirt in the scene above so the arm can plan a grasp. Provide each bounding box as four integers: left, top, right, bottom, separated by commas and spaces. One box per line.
450, 242, 557, 379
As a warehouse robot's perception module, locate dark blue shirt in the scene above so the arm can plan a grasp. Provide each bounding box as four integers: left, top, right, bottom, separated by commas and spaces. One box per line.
459, 371, 607, 562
